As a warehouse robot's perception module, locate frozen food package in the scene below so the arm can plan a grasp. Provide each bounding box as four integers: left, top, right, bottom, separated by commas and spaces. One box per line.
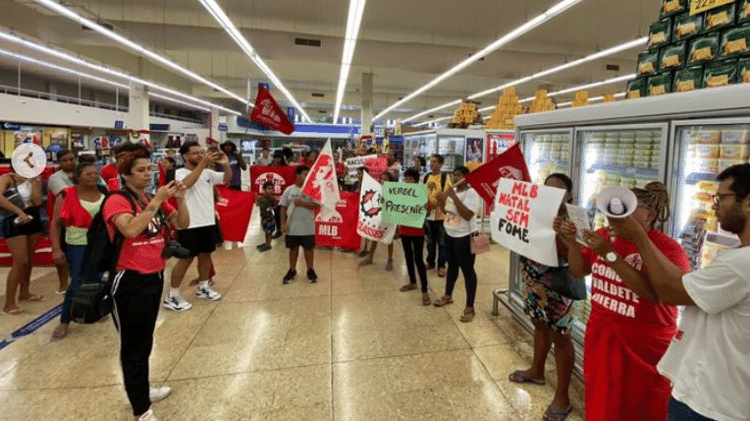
697, 180, 719, 194
648, 72, 673, 95
738, 57, 750, 83
695, 144, 721, 158
720, 23, 750, 58
689, 33, 720, 65
720, 144, 749, 158
626, 77, 649, 98
741, 0, 750, 24
688, 130, 721, 144
661, 41, 687, 70
637, 51, 660, 76
673, 12, 704, 41
661, 0, 687, 18
649, 18, 673, 49
703, 58, 739, 88
719, 158, 747, 172
673, 65, 704, 91
722, 129, 750, 143
696, 158, 720, 173
706, 3, 736, 32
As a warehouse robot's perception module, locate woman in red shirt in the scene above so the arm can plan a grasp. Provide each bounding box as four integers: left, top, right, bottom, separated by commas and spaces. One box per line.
563, 182, 690, 421
104, 145, 189, 421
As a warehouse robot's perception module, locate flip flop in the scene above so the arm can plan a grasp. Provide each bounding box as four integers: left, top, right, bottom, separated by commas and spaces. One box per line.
1, 308, 24, 316
543, 404, 573, 421
19, 294, 44, 302
508, 370, 546, 385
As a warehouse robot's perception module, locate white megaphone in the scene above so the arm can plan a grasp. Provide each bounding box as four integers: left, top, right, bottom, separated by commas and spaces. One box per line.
596, 186, 638, 218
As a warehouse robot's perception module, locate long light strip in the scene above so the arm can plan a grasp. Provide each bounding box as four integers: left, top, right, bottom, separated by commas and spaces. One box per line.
375, 0, 586, 120
31, 0, 246, 105
0, 30, 240, 115
333, 0, 368, 123
406, 37, 646, 122
0, 47, 211, 112
196, 0, 312, 123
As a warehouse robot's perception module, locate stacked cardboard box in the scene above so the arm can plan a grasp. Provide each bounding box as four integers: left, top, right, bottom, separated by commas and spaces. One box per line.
529, 90, 555, 113
486, 88, 523, 129
449, 100, 481, 128
571, 90, 590, 107
627, 0, 750, 100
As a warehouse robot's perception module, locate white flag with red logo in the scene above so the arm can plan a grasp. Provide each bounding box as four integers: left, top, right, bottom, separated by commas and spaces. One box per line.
301, 139, 340, 212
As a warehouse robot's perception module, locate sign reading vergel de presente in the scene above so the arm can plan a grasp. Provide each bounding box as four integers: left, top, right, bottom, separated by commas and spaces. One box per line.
490, 179, 565, 267
381, 182, 428, 228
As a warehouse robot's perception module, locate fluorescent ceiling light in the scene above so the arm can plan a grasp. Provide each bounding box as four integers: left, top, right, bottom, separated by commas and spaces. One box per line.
375, 0, 586, 120
0, 30, 239, 115
0, 47, 211, 112
333, 0, 368, 123
548, 74, 634, 96
197, 0, 312, 123
31, 0, 246, 105
406, 36, 646, 122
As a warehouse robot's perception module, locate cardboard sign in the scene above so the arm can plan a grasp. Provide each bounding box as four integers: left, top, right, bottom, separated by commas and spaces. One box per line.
356, 172, 396, 244
690, 0, 733, 16
381, 182, 428, 228
315, 192, 361, 250
345, 154, 378, 178
490, 179, 565, 267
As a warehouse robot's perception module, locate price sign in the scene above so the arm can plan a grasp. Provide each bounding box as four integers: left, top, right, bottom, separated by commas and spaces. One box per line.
690, 0, 733, 16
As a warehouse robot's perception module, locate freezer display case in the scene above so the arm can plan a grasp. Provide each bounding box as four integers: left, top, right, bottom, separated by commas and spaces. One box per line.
486, 130, 516, 161
438, 133, 466, 172
519, 129, 574, 184
670, 119, 748, 270
402, 131, 436, 163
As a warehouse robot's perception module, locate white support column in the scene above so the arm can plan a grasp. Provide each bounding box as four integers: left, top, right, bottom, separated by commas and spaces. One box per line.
127, 81, 149, 142
361, 73, 373, 136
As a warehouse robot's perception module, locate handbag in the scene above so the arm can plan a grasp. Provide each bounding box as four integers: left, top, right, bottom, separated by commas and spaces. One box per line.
69, 279, 113, 324
470, 232, 490, 255
0, 180, 27, 219
548, 259, 587, 300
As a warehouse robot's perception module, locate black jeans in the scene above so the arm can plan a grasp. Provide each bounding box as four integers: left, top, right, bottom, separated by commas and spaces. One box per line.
444, 234, 477, 307
111, 270, 163, 417
425, 220, 447, 269
273, 205, 282, 233
401, 235, 428, 292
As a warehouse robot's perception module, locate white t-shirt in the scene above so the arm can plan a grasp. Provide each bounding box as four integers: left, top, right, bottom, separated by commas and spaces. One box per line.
657, 246, 750, 421
442, 188, 481, 238
176, 168, 224, 229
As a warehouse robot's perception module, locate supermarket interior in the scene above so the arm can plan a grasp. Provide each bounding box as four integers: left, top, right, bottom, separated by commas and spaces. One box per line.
0, 0, 749, 420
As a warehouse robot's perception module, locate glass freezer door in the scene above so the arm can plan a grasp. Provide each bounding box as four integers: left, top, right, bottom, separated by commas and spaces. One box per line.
670, 119, 748, 270
519, 129, 574, 184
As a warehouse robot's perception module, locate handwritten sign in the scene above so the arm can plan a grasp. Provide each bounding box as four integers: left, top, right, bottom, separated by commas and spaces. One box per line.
490, 179, 565, 267
357, 172, 396, 244
345, 154, 378, 178
690, 0, 733, 15
381, 182, 428, 228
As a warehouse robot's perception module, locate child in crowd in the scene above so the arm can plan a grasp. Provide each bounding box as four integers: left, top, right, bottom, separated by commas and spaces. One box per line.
280, 166, 320, 284
397, 168, 430, 305
256, 181, 277, 252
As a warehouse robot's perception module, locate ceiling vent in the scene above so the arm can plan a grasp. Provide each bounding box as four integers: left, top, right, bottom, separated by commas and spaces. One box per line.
295, 38, 322, 47
312, 92, 325, 98
606, 64, 620, 71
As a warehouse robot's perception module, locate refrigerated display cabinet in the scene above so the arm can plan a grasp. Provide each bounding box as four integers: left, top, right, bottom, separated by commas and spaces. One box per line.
402, 128, 485, 173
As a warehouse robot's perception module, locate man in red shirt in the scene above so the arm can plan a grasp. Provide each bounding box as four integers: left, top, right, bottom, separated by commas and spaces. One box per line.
100, 148, 119, 185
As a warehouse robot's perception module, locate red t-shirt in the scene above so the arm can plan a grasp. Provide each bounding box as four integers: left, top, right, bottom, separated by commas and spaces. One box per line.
103, 193, 175, 274
100, 163, 119, 183
399, 225, 425, 236
335, 162, 346, 177
582, 228, 690, 326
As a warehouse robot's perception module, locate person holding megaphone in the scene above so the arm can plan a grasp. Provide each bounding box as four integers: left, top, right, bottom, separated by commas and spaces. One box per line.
561, 181, 690, 421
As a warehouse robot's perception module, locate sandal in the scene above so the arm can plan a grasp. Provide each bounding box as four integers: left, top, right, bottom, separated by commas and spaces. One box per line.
19, 294, 44, 302
51, 324, 69, 341
508, 370, 546, 385
358, 258, 373, 266
433, 296, 453, 307
460, 307, 475, 323
1, 307, 23, 316
422, 293, 431, 306
385, 260, 393, 271
399, 283, 417, 292
543, 404, 573, 421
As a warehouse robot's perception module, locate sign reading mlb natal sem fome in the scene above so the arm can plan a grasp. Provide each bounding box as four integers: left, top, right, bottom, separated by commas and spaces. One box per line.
490, 178, 565, 267
381, 182, 428, 228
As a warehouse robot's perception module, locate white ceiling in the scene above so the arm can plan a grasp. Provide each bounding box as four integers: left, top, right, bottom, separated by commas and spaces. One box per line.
0, 0, 659, 122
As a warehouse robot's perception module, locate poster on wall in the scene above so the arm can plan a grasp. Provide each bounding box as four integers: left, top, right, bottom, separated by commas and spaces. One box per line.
465, 137, 484, 172
490, 178, 565, 267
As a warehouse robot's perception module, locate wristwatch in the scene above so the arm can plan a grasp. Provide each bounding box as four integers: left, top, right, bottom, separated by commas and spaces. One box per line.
605, 251, 618, 263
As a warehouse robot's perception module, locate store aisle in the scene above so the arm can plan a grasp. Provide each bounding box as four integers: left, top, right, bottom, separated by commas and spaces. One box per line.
0, 229, 584, 420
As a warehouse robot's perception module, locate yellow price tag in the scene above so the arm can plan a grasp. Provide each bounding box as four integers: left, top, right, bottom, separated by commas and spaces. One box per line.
690, 0, 734, 15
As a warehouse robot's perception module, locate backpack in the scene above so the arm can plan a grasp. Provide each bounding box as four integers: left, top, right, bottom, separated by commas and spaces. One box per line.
423, 172, 448, 191
69, 191, 137, 324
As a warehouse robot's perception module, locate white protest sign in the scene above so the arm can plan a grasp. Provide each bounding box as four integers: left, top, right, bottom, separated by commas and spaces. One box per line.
357, 172, 396, 244
346, 154, 378, 178
490, 179, 565, 267
564, 203, 591, 245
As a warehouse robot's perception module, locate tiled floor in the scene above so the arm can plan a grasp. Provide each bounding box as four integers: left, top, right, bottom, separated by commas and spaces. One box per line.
0, 220, 585, 420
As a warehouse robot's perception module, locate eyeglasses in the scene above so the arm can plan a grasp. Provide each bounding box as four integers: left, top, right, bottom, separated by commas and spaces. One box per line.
713, 193, 736, 206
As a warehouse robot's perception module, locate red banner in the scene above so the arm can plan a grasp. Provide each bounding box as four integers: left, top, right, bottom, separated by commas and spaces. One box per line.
465, 143, 531, 214
364, 155, 387, 181
314, 191, 361, 250
250, 87, 295, 135
250, 165, 297, 199
215, 186, 255, 242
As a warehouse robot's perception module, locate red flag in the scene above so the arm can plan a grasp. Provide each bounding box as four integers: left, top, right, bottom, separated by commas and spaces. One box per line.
315, 192, 361, 250
249, 165, 297, 199
363, 155, 388, 181
302, 139, 340, 210
250, 87, 295, 135
465, 143, 531, 207
215, 187, 255, 242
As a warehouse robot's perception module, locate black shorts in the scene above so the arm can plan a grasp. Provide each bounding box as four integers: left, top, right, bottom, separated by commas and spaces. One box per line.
177, 225, 218, 257
0, 207, 43, 239
285, 235, 315, 249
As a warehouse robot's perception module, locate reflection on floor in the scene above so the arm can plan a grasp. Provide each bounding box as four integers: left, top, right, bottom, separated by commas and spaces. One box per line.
0, 229, 585, 420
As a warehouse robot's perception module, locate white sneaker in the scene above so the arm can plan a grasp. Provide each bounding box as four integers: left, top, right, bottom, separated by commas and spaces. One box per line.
196, 283, 222, 301
136, 409, 159, 421
149, 385, 172, 402
163, 294, 192, 311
